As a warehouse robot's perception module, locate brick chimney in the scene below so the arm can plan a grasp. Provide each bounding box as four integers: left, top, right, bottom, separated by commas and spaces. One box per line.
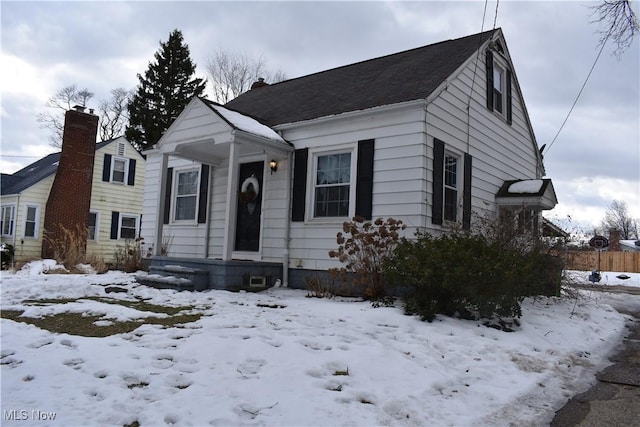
250, 77, 269, 90
608, 228, 621, 251
42, 107, 99, 259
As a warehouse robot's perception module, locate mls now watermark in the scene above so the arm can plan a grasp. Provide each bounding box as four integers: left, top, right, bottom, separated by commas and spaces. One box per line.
3, 409, 57, 421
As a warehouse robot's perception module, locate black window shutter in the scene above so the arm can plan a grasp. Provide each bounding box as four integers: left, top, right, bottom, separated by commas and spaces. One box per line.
506, 69, 513, 125
463, 153, 473, 230
355, 139, 375, 220
485, 50, 494, 111
110, 211, 120, 239
432, 139, 444, 225
127, 159, 136, 186
102, 154, 112, 182
291, 148, 308, 222
197, 164, 210, 224
163, 168, 173, 225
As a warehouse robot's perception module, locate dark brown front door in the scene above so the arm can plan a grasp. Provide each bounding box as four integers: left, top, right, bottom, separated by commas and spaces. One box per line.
235, 161, 263, 252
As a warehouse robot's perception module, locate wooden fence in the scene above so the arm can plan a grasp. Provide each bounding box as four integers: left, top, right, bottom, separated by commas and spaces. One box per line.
565, 251, 640, 273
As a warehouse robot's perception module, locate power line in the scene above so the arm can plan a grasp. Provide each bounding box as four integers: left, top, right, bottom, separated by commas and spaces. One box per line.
544, 30, 611, 155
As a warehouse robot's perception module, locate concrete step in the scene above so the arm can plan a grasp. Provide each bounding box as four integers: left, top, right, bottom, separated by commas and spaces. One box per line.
135, 273, 195, 291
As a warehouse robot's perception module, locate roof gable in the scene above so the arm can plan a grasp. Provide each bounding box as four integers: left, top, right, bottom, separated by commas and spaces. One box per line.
225, 29, 497, 126
1, 136, 138, 196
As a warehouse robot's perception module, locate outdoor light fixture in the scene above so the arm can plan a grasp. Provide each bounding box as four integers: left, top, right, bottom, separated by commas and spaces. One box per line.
269, 159, 278, 174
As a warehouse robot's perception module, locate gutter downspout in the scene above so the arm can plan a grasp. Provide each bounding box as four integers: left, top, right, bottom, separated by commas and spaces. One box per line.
282, 150, 293, 287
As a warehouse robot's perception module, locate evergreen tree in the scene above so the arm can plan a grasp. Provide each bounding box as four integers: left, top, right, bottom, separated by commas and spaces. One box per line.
126, 29, 206, 150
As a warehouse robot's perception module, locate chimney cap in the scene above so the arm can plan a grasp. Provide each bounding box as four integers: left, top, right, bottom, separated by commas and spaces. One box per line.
251, 77, 269, 90
72, 105, 86, 112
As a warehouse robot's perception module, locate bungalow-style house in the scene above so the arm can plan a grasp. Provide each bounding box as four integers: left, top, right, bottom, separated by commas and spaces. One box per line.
139, 28, 557, 290
0, 107, 145, 264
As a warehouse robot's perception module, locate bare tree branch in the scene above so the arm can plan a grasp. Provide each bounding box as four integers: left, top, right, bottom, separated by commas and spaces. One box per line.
590, 0, 639, 57
599, 199, 639, 239
36, 84, 95, 148
206, 48, 286, 103
98, 88, 131, 141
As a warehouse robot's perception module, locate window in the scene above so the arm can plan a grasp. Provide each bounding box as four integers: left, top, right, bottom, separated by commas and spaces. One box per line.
174, 169, 199, 221
493, 64, 504, 114
119, 214, 138, 239
443, 154, 458, 222
88, 212, 98, 240
24, 206, 38, 238
1, 205, 15, 236
111, 158, 127, 183
314, 152, 351, 217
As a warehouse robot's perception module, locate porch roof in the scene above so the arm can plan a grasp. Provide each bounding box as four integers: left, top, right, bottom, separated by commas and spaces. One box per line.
495, 179, 558, 210
200, 99, 288, 145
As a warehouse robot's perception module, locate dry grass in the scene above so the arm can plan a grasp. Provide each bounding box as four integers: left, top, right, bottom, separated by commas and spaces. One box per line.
1, 297, 203, 337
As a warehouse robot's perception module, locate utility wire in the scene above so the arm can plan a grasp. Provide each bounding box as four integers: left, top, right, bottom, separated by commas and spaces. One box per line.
544, 30, 611, 155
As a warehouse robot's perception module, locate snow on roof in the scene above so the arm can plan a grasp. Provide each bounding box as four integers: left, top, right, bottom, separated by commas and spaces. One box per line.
508, 179, 544, 194
213, 104, 285, 143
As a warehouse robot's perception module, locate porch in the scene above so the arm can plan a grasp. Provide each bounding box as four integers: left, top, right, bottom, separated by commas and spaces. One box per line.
136, 257, 283, 291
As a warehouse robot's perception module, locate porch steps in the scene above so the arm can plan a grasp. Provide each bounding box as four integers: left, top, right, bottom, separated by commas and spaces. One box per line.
136, 265, 209, 291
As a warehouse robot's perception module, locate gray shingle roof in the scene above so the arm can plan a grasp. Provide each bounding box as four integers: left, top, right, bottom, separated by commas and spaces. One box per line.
225, 29, 497, 126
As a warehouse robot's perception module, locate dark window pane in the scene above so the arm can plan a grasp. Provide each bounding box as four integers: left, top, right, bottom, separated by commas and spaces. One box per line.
444, 187, 457, 221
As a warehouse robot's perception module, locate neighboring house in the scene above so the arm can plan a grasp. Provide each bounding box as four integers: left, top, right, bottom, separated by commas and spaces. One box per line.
139, 28, 557, 290
620, 240, 640, 252
1, 110, 145, 264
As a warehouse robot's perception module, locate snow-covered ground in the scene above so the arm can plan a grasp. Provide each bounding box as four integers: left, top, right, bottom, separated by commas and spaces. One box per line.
1, 261, 639, 427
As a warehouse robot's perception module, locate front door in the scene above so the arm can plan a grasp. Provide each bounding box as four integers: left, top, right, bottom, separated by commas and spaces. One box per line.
235, 161, 264, 252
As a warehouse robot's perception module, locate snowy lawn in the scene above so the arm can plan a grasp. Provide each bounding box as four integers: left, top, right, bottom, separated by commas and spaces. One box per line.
1, 261, 639, 427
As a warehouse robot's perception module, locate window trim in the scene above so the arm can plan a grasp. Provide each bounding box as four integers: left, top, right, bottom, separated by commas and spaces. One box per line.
110, 156, 129, 184
1, 204, 15, 237
118, 213, 140, 240
443, 151, 460, 223
309, 146, 357, 221
172, 167, 201, 223
493, 63, 505, 115
23, 204, 40, 239
88, 211, 99, 241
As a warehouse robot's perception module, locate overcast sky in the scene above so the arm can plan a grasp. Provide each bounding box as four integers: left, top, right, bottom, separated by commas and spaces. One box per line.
1, 1, 638, 231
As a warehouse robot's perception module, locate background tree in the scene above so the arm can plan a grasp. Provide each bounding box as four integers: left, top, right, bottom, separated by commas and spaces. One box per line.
599, 199, 639, 239
206, 48, 286, 103
126, 29, 206, 151
591, 0, 639, 57
37, 84, 94, 147
98, 88, 130, 142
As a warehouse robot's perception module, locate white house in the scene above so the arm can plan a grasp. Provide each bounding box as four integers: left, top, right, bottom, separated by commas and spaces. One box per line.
1, 111, 145, 265
139, 28, 557, 290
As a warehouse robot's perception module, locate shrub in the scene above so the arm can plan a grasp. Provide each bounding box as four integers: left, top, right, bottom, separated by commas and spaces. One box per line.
43, 223, 88, 268
385, 226, 564, 323
113, 237, 146, 273
329, 216, 406, 300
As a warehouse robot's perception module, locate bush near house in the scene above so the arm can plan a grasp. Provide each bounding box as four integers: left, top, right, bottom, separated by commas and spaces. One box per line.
328, 216, 406, 300
384, 229, 564, 323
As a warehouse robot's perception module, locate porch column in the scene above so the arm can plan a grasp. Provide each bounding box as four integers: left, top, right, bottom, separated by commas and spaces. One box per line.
222, 142, 239, 260
154, 153, 169, 256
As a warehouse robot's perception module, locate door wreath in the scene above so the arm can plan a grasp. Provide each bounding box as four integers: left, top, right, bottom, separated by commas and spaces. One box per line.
239, 175, 260, 203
